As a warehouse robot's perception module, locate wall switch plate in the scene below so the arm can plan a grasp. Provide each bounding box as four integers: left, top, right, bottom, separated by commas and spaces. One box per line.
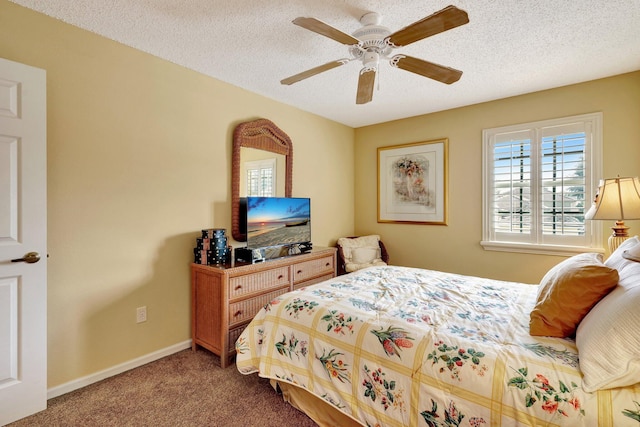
136, 306, 147, 323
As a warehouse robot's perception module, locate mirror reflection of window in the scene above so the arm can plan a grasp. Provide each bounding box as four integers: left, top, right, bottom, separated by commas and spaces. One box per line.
245, 158, 276, 197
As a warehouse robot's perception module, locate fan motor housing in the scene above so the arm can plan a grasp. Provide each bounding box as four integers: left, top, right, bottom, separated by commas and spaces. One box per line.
350, 24, 392, 59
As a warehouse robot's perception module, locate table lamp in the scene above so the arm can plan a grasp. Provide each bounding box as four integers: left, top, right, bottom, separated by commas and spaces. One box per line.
585, 176, 640, 252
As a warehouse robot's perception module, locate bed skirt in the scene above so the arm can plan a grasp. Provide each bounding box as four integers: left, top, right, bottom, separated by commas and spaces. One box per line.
270, 380, 363, 427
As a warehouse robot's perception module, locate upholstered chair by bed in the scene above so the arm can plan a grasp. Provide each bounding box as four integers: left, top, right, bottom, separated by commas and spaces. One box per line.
336, 235, 389, 275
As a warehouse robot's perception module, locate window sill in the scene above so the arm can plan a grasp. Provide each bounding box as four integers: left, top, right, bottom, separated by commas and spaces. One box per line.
480, 241, 605, 257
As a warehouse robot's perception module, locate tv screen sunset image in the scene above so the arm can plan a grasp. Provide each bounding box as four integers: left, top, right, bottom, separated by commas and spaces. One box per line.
246, 197, 311, 248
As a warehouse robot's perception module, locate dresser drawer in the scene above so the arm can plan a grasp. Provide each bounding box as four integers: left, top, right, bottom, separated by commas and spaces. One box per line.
293, 256, 335, 284
229, 266, 290, 299
229, 288, 288, 326
293, 273, 334, 291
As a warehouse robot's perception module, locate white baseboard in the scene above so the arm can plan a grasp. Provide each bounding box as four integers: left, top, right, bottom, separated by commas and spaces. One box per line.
47, 340, 192, 400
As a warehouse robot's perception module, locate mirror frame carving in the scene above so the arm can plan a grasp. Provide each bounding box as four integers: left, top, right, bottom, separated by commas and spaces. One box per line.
231, 118, 293, 241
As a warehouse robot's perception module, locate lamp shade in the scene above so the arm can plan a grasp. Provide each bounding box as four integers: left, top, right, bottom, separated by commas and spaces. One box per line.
585, 176, 640, 220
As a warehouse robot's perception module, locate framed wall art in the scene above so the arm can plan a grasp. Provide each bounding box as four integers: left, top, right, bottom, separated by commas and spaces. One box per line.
377, 138, 448, 225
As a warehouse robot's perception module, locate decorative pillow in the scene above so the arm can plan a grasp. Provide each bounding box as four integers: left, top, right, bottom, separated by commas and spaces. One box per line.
351, 247, 380, 264
529, 252, 619, 337
622, 241, 640, 262
576, 282, 640, 392
575, 240, 640, 391
338, 235, 387, 273
604, 235, 639, 270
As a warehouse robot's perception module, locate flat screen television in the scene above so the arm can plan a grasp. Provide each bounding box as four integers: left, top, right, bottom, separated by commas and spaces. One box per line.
243, 197, 311, 249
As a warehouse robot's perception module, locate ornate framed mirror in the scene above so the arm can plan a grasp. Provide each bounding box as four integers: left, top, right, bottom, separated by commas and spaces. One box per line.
231, 118, 293, 241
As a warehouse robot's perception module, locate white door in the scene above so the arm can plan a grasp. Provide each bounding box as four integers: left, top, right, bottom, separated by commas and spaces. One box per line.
0, 57, 47, 425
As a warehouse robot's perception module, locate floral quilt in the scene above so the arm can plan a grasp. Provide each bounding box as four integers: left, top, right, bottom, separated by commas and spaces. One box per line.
236, 266, 640, 427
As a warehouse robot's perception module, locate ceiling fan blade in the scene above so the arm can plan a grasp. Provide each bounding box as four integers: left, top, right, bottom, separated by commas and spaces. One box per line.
387, 5, 469, 47
281, 59, 350, 85
356, 68, 376, 104
391, 55, 462, 84
293, 17, 360, 45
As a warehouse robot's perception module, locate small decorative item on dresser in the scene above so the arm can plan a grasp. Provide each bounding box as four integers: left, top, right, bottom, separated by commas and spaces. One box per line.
194, 228, 231, 265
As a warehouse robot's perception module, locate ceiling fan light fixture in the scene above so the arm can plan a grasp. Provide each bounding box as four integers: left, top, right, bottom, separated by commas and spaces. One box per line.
362, 51, 380, 69
282, 5, 469, 103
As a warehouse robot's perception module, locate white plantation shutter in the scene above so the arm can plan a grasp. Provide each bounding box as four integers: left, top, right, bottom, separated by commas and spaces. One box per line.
245, 158, 275, 197
490, 129, 534, 242
482, 113, 602, 255
539, 122, 589, 245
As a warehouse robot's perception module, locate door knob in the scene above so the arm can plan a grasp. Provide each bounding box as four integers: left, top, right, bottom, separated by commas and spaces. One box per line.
11, 252, 41, 264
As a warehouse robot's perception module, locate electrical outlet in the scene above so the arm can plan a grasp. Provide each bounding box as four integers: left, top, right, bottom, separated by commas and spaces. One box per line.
136, 306, 147, 323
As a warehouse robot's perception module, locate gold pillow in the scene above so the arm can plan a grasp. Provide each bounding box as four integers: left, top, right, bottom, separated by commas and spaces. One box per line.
529, 253, 619, 337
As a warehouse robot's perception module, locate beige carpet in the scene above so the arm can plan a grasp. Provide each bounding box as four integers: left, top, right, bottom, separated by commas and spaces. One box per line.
8, 349, 318, 427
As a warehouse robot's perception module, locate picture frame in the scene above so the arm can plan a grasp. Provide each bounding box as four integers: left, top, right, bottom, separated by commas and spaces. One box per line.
377, 138, 448, 225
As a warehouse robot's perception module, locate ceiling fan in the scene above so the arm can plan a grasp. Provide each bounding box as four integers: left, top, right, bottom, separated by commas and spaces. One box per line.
281, 5, 469, 104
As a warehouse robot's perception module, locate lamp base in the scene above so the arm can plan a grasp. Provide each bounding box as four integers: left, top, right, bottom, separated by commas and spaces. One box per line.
608, 234, 630, 253
608, 220, 630, 252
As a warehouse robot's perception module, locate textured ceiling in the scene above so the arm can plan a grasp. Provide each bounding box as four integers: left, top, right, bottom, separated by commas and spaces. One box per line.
10, 0, 640, 127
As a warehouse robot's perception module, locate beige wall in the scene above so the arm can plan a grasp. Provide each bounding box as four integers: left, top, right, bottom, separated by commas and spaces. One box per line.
355, 71, 640, 284
0, 1, 354, 388
3, 0, 639, 392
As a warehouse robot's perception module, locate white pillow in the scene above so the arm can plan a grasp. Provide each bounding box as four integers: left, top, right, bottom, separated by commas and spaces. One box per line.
576, 257, 640, 392
604, 235, 639, 270
338, 235, 387, 273
622, 240, 640, 262
351, 247, 380, 264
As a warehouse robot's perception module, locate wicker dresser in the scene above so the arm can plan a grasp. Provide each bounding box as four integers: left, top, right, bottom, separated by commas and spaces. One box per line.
191, 247, 336, 367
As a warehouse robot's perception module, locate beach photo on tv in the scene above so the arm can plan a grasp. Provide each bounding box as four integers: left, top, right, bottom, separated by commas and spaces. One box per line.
246, 197, 311, 248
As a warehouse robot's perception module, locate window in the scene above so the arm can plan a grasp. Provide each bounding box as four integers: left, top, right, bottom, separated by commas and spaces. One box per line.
482, 113, 603, 255
244, 158, 276, 197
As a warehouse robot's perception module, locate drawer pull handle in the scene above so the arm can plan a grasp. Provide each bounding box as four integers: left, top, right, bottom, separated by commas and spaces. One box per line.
234, 310, 242, 317
234, 285, 242, 290
297, 270, 303, 274
278, 275, 283, 279
325, 262, 330, 267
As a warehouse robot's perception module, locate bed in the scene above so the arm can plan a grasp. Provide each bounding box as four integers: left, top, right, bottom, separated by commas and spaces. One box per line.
236, 239, 640, 426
